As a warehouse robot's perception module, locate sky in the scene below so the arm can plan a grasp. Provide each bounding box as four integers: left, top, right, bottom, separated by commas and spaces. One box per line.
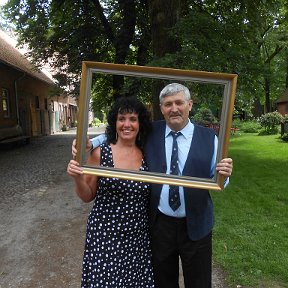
0, 0, 10, 29
0, 0, 7, 6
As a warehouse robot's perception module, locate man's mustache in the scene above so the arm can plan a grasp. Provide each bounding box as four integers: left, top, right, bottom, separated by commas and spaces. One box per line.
169, 112, 182, 117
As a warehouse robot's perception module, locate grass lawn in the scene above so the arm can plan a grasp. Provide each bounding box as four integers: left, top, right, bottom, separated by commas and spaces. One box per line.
212, 133, 288, 287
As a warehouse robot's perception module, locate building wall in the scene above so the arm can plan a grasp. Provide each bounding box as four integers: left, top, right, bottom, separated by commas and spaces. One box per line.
49, 94, 78, 133
0, 28, 79, 141
277, 102, 288, 117
17, 73, 52, 136
0, 62, 53, 138
0, 63, 20, 129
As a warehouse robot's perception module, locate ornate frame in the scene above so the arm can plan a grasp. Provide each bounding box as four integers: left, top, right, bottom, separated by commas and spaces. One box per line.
76, 62, 237, 190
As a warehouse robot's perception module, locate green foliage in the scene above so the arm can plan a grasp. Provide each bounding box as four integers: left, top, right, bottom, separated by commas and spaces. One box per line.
91, 118, 103, 127
236, 119, 261, 133
3, 0, 150, 99
3, 0, 288, 117
234, 97, 255, 119
231, 118, 242, 129
282, 114, 288, 122
258, 111, 283, 134
93, 109, 105, 123
232, 119, 262, 133
171, 0, 288, 114
258, 127, 279, 135
191, 107, 218, 126
0, 5, 13, 32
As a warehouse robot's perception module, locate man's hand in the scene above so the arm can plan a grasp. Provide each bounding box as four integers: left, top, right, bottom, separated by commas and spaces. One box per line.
72, 137, 93, 158
216, 158, 233, 177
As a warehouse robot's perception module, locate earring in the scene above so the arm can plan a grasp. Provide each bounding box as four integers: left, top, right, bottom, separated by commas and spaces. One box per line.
115, 132, 118, 141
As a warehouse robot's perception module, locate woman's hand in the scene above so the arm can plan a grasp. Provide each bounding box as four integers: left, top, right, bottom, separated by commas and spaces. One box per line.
67, 159, 83, 177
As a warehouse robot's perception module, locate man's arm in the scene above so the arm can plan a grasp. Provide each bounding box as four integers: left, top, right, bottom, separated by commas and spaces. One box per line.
91, 134, 107, 149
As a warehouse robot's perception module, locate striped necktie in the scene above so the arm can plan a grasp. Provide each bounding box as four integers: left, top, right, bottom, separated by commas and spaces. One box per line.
169, 131, 181, 211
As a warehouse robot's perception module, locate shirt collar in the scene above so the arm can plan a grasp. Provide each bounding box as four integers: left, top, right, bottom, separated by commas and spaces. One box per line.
165, 120, 194, 139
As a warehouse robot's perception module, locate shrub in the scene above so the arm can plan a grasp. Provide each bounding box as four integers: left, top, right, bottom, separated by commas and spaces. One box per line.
281, 133, 288, 142
258, 111, 283, 135
191, 107, 218, 126
61, 124, 68, 131
232, 118, 242, 129
281, 114, 288, 141
91, 118, 103, 127
70, 121, 77, 128
239, 120, 261, 133
258, 127, 279, 135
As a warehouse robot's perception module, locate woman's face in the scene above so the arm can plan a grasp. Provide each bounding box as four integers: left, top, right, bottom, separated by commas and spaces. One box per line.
116, 112, 139, 142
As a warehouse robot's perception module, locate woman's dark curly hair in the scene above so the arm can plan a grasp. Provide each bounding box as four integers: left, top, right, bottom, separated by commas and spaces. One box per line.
106, 97, 152, 150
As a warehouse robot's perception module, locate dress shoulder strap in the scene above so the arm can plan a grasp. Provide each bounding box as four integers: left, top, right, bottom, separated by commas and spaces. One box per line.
100, 143, 114, 167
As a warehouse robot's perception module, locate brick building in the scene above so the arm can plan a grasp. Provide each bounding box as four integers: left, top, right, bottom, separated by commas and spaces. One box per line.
0, 30, 78, 142
276, 88, 288, 117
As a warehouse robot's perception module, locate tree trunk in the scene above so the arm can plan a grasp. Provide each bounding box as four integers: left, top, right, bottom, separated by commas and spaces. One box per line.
148, 0, 181, 120
264, 77, 271, 112
252, 97, 264, 118
92, 0, 137, 98
286, 53, 288, 88
113, 0, 137, 98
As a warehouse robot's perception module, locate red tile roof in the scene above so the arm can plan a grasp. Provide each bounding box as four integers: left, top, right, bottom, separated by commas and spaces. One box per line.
0, 30, 54, 85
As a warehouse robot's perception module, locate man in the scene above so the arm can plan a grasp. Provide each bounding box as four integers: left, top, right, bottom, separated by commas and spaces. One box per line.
72, 83, 233, 288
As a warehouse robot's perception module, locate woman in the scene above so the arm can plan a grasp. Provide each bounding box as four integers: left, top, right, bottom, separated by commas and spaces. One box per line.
67, 97, 154, 288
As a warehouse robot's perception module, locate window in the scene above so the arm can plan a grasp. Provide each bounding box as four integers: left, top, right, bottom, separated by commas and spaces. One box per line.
2, 88, 10, 118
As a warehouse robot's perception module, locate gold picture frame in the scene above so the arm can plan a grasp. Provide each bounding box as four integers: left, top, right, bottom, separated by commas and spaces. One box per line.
76, 61, 237, 191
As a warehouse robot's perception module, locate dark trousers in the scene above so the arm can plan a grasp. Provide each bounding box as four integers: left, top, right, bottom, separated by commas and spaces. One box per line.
151, 211, 212, 288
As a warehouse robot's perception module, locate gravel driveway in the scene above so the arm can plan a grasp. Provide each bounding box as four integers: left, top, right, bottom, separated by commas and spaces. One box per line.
0, 127, 227, 287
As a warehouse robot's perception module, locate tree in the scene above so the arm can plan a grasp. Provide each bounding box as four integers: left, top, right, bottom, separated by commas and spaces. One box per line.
148, 0, 183, 119
171, 0, 288, 115
4, 0, 288, 118
0, 5, 13, 32
3, 0, 188, 117
258, 111, 283, 134
256, 0, 288, 112
3, 0, 151, 105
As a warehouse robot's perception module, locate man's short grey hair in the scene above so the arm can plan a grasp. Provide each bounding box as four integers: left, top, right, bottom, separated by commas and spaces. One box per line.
159, 83, 191, 104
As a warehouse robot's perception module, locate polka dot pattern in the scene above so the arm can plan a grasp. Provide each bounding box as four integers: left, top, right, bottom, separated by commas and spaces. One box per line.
81, 144, 154, 288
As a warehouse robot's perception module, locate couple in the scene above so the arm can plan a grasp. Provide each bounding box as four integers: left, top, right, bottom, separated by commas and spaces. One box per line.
67, 83, 233, 288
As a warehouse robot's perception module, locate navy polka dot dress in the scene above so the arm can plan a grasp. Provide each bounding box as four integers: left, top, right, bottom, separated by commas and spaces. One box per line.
81, 144, 155, 288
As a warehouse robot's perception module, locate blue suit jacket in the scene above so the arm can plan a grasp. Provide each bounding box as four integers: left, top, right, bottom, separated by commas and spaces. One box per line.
144, 120, 216, 241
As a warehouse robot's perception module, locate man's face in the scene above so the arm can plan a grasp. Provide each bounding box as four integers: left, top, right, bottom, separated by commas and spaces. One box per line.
160, 91, 192, 131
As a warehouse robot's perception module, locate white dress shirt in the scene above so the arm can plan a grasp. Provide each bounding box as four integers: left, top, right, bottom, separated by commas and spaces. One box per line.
158, 121, 218, 217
